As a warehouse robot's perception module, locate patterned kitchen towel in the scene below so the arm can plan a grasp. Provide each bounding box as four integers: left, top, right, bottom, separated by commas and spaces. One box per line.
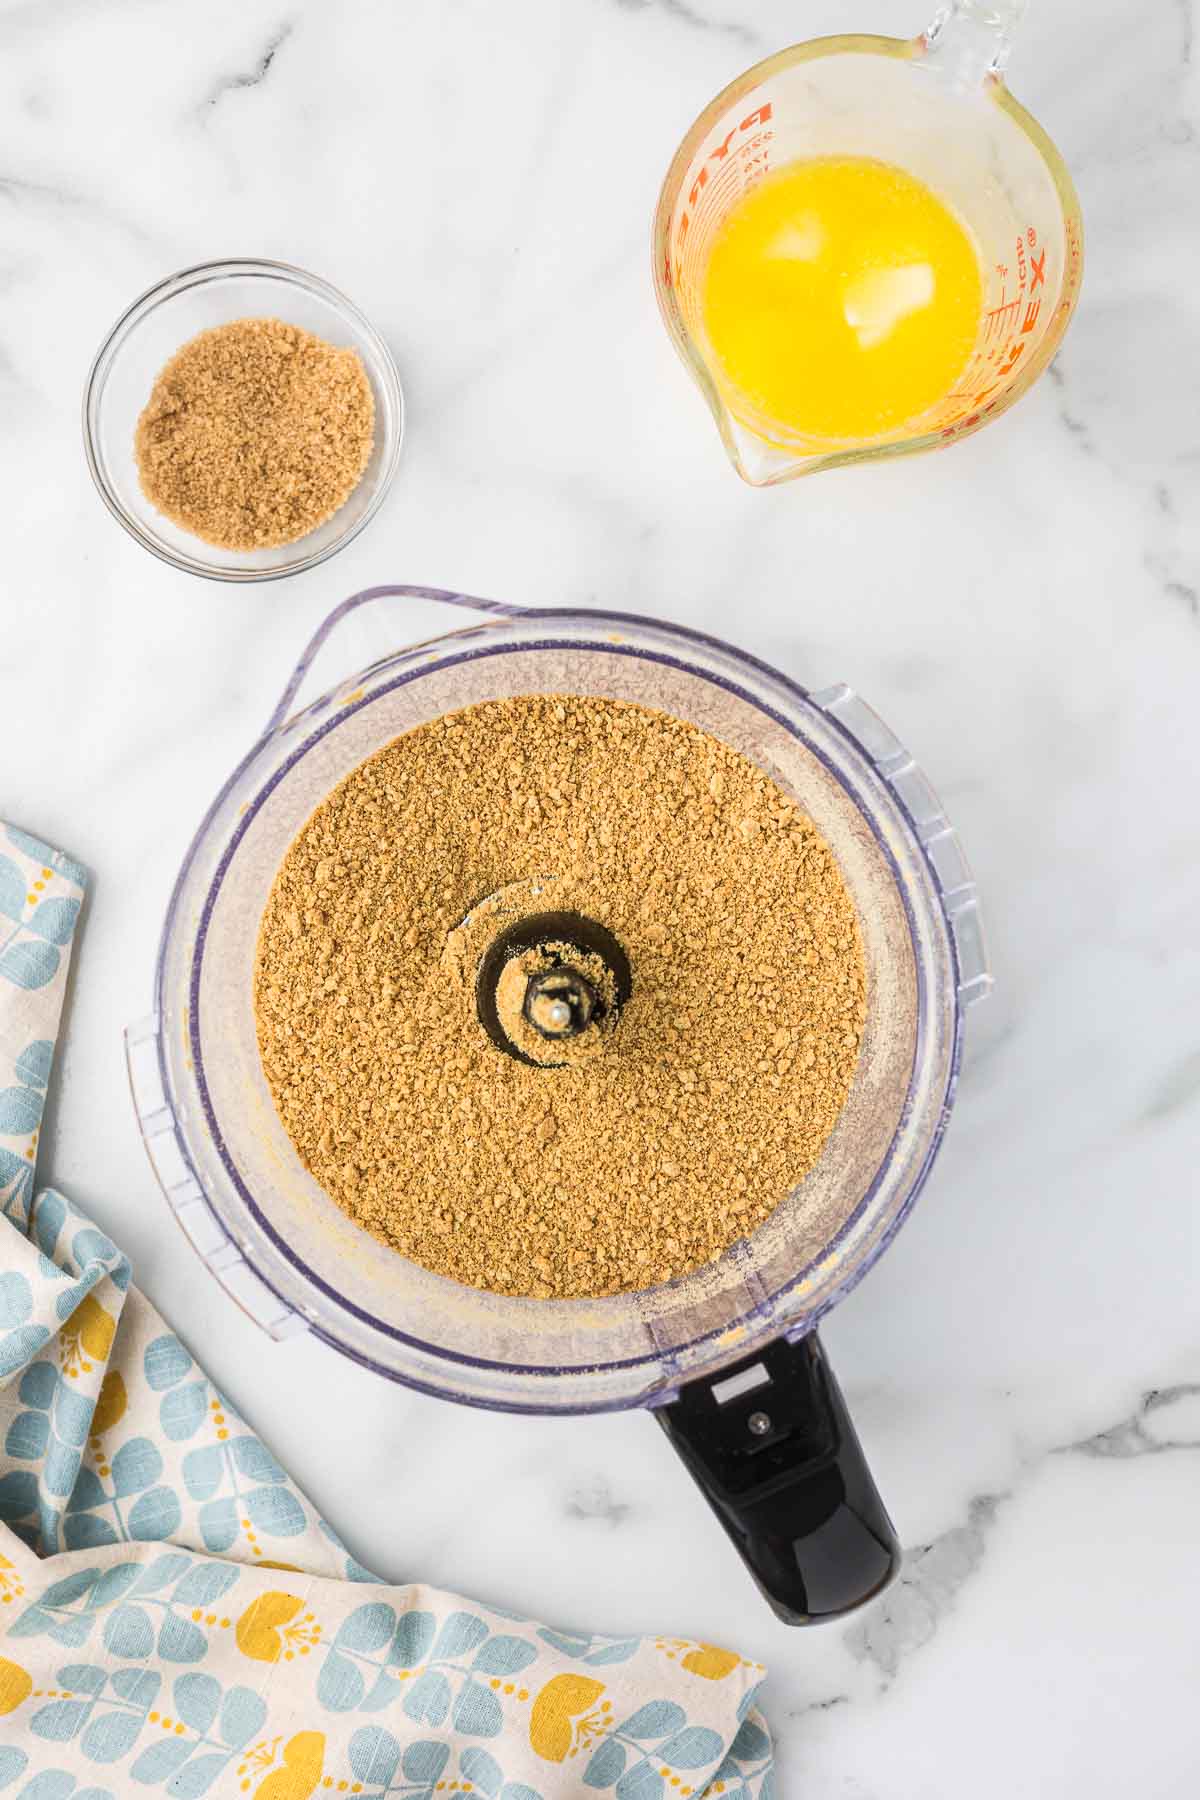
0, 822, 774, 1800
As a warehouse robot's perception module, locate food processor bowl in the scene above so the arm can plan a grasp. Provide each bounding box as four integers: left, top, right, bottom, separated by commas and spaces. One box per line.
129, 587, 990, 1621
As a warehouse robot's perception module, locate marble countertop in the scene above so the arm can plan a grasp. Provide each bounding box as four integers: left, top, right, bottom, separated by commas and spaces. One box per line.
2, 0, 1198, 1791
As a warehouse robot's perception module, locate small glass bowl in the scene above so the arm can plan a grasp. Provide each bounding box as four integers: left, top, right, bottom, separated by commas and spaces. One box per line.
83, 258, 404, 582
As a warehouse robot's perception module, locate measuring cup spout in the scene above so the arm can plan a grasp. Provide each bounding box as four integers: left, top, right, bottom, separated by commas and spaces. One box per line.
920, 0, 1028, 89
714, 405, 831, 488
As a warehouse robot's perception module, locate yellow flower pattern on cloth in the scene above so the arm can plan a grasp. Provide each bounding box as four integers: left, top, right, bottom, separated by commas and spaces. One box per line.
91, 1368, 128, 1436
58, 1290, 116, 1379
0, 1654, 33, 1715
655, 1638, 765, 1683
683, 1648, 741, 1682
0, 1548, 26, 1608
236, 1591, 323, 1663
529, 1674, 610, 1761
251, 1730, 327, 1800
0, 820, 775, 1799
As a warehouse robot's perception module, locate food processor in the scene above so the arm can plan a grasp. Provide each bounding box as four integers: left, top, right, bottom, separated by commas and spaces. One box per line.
128, 586, 990, 1624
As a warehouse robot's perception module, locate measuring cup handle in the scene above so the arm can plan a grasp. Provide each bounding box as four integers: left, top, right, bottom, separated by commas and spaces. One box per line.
919, 0, 1026, 86
265, 584, 528, 736
656, 1333, 899, 1625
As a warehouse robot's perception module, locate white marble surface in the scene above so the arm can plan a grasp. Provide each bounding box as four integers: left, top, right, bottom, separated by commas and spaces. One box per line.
3, 0, 1199, 1791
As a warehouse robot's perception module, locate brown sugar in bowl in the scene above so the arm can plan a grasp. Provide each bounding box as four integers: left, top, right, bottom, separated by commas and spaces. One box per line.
135, 317, 376, 552
84, 258, 403, 581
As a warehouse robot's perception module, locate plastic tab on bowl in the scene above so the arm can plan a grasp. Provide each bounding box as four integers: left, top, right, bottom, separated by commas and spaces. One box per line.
809, 684, 992, 1007
810, 684, 910, 772
945, 898, 993, 1008
125, 1015, 308, 1341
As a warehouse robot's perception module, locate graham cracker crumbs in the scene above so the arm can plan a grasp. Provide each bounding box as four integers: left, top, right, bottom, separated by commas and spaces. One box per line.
134, 316, 374, 551
493, 943, 618, 1068
253, 696, 866, 1300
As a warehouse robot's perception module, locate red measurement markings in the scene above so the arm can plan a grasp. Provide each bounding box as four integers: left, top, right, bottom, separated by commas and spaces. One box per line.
1055, 215, 1083, 314
983, 295, 1021, 340
680, 160, 747, 283
939, 223, 1057, 436
665, 104, 773, 287
688, 136, 771, 230
946, 358, 991, 402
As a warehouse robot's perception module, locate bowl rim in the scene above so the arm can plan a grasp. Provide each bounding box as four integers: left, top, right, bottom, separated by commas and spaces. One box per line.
81, 256, 405, 584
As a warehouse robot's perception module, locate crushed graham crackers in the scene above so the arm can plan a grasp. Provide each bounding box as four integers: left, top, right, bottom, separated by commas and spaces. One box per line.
492, 941, 618, 1067
135, 317, 374, 550
254, 696, 867, 1300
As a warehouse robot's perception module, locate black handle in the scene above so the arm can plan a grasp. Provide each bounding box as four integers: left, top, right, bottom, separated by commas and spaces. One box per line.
656, 1332, 900, 1624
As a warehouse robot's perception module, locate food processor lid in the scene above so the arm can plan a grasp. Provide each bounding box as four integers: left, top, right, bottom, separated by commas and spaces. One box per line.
130, 593, 990, 1414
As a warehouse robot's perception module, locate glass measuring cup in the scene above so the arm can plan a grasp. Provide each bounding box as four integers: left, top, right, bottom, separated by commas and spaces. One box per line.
653, 0, 1083, 484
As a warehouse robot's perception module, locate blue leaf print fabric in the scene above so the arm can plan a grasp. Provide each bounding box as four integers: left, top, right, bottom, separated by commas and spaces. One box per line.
0, 821, 773, 1797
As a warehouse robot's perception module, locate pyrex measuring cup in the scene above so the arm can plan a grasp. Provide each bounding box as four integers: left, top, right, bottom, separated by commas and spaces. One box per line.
128, 587, 991, 1623
653, 0, 1083, 484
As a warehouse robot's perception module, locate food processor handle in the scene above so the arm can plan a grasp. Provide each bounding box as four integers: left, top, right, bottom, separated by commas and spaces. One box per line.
265, 584, 528, 735
656, 1332, 899, 1624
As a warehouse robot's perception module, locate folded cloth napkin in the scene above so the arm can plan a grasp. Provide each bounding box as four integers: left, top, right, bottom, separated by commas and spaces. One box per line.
0, 823, 773, 1800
